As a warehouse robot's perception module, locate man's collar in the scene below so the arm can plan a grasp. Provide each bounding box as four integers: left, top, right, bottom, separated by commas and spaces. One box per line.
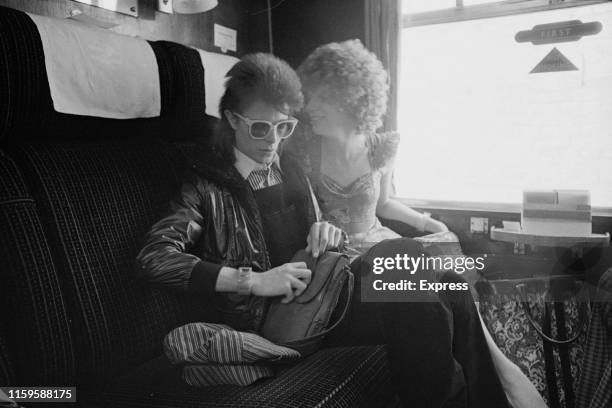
233, 148, 281, 180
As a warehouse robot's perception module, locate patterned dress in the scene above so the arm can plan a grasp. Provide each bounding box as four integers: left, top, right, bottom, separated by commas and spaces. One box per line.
284, 124, 401, 260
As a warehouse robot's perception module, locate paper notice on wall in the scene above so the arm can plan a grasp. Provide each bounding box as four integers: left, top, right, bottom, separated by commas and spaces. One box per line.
214, 24, 237, 53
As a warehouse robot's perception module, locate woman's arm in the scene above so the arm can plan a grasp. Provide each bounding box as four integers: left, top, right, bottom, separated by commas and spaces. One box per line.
376, 166, 448, 233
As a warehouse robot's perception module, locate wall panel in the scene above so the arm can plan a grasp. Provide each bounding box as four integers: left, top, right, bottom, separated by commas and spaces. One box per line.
271, 0, 365, 67
0, 0, 262, 55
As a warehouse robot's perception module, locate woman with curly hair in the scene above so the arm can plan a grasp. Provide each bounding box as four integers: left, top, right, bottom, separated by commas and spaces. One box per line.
284, 40, 546, 408
290, 39, 448, 258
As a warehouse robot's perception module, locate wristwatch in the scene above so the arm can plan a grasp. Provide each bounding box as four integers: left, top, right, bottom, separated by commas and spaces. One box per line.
236, 267, 253, 295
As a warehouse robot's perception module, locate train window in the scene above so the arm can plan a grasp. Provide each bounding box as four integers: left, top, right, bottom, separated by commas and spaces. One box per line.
396, 1, 612, 209
403, 0, 456, 14
403, 0, 502, 15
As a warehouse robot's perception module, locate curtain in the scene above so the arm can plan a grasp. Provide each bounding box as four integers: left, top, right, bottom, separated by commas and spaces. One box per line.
364, 0, 402, 132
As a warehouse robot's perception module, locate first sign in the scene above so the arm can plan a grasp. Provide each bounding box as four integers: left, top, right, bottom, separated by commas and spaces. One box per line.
516, 20, 601, 45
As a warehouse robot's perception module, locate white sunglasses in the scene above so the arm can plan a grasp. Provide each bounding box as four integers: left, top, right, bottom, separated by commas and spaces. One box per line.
233, 112, 298, 140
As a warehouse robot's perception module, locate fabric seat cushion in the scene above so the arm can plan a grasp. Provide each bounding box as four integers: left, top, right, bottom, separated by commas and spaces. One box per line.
0, 334, 16, 386
9, 141, 213, 384
0, 149, 75, 385
106, 345, 393, 408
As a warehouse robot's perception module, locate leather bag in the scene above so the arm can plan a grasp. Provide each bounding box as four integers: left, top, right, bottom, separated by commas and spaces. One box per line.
260, 249, 354, 356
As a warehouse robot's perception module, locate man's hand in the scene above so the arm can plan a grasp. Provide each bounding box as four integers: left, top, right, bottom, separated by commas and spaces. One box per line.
305, 221, 343, 258
250, 262, 311, 303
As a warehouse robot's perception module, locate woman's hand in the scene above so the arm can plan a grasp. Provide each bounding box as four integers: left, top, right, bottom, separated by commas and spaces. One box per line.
251, 262, 311, 303
424, 218, 449, 234
305, 221, 344, 258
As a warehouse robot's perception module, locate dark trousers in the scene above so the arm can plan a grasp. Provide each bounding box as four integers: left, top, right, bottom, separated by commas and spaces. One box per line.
324, 238, 509, 408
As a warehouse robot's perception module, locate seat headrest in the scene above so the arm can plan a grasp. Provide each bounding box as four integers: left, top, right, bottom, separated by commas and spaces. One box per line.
0, 6, 215, 143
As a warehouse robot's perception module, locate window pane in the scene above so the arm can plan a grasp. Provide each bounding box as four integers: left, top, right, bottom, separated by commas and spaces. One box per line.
462, 0, 505, 5
403, 0, 456, 14
397, 3, 612, 207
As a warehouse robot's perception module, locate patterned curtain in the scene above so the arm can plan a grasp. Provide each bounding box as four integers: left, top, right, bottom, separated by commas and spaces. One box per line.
364, 0, 402, 132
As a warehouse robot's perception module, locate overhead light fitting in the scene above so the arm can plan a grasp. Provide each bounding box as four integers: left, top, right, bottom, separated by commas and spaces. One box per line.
160, 0, 218, 14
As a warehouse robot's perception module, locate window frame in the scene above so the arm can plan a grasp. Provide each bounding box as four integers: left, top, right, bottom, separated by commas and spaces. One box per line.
395, 0, 612, 215
403, 0, 610, 27
393, 198, 612, 217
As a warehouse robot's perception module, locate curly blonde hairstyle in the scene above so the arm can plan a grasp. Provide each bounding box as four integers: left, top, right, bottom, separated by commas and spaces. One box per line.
297, 39, 389, 134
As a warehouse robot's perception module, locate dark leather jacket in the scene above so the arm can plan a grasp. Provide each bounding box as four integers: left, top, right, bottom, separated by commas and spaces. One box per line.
136, 149, 320, 331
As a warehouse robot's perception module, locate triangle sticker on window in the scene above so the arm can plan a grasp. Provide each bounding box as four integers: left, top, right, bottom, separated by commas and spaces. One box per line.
530, 47, 578, 73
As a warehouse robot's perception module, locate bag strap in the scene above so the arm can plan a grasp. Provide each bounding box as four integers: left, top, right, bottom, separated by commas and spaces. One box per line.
515, 283, 589, 345
314, 268, 354, 339
305, 175, 323, 223
542, 303, 562, 408
554, 301, 576, 408
516, 281, 588, 407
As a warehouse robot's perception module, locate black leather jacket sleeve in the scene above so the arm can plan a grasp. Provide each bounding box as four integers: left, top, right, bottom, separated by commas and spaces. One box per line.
136, 176, 222, 294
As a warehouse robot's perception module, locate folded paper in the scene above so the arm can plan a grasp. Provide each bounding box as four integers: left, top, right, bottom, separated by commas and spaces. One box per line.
522, 190, 591, 236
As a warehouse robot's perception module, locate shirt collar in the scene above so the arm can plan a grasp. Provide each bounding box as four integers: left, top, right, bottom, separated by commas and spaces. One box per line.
233, 147, 281, 180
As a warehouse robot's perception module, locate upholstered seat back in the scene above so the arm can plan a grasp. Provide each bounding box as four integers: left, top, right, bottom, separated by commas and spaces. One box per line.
0, 6, 211, 143
11, 141, 214, 382
0, 334, 15, 386
0, 150, 75, 385
0, 6, 218, 384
